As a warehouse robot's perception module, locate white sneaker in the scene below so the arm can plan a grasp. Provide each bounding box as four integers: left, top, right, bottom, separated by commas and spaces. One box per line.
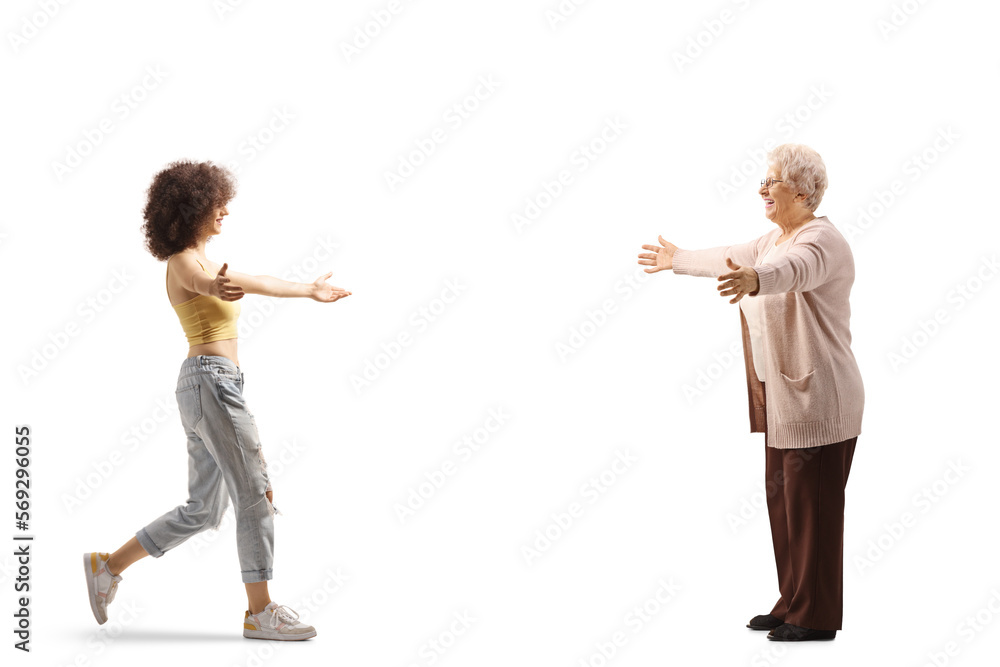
243, 602, 316, 641
83, 552, 122, 624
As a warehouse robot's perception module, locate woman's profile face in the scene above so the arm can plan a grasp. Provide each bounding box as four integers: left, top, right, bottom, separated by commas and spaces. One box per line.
759, 167, 801, 222
202, 203, 230, 239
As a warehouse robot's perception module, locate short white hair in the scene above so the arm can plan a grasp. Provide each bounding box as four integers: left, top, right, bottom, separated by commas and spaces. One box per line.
767, 144, 828, 212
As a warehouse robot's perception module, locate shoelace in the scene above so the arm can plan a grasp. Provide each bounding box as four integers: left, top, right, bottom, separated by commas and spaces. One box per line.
264, 605, 300, 628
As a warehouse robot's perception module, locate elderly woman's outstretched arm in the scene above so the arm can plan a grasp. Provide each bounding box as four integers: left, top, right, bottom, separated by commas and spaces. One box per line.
670, 238, 762, 278
638, 236, 762, 276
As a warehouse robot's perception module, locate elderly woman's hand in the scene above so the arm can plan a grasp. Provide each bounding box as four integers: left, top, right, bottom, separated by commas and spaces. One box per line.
717, 257, 760, 303
638, 236, 677, 273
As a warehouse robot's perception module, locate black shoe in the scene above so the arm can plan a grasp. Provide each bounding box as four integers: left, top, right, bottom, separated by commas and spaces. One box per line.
747, 614, 783, 630
767, 623, 837, 641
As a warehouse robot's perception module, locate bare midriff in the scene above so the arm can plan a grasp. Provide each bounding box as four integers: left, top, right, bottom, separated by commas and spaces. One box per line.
187, 339, 239, 367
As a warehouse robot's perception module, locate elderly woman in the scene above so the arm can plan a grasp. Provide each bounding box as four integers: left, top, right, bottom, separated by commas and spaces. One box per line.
82, 160, 351, 640
638, 144, 864, 642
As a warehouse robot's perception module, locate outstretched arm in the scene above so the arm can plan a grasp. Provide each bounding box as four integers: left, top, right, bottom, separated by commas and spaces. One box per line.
639, 236, 762, 277
224, 268, 351, 302
671, 238, 760, 278
638, 236, 762, 304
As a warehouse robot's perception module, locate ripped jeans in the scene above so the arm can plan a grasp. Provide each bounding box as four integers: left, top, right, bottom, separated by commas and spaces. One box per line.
136, 355, 276, 583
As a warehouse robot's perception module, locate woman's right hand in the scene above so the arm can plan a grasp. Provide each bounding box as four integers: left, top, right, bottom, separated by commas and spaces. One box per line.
638, 236, 678, 273
209, 262, 245, 301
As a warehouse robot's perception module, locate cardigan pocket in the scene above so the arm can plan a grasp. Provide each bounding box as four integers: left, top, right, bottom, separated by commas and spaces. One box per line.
777, 369, 816, 422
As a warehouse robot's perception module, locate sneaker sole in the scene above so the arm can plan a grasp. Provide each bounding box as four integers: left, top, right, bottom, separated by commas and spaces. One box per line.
243, 628, 317, 641
82, 553, 108, 625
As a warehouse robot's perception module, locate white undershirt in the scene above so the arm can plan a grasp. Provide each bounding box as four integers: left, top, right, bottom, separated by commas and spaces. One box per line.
739, 239, 782, 382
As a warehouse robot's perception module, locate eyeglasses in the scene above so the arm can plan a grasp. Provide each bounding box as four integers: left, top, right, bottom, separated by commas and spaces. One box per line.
760, 178, 784, 188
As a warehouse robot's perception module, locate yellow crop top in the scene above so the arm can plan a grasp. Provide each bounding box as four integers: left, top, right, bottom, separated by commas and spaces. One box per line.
170, 259, 240, 346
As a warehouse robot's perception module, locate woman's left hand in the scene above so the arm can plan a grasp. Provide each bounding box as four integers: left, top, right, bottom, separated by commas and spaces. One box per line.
310, 273, 352, 303
717, 258, 760, 303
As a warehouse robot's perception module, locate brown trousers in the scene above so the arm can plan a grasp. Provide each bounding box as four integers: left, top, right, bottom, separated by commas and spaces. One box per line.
761, 381, 858, 631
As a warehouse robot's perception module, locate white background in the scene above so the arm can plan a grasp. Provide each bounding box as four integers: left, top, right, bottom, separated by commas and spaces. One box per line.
3, 0, 999, 665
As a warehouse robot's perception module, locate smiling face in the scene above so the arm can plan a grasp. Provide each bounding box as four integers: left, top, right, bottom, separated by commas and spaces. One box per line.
759, 167, 806, 224
202, 203, 229, 239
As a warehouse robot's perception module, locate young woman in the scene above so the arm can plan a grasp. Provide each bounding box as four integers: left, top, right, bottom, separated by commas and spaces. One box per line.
83, 160, 350, 641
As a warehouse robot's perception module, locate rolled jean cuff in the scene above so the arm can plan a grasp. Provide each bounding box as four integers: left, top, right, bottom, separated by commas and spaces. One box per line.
242, 568, 273, 584
135, 528, 164, 558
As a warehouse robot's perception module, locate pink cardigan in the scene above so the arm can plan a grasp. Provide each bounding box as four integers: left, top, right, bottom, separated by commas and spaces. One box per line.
672, 216, 864, 449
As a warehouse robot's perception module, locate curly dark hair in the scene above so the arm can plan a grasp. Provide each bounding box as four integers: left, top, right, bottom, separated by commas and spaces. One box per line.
141, 160, 237, 260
